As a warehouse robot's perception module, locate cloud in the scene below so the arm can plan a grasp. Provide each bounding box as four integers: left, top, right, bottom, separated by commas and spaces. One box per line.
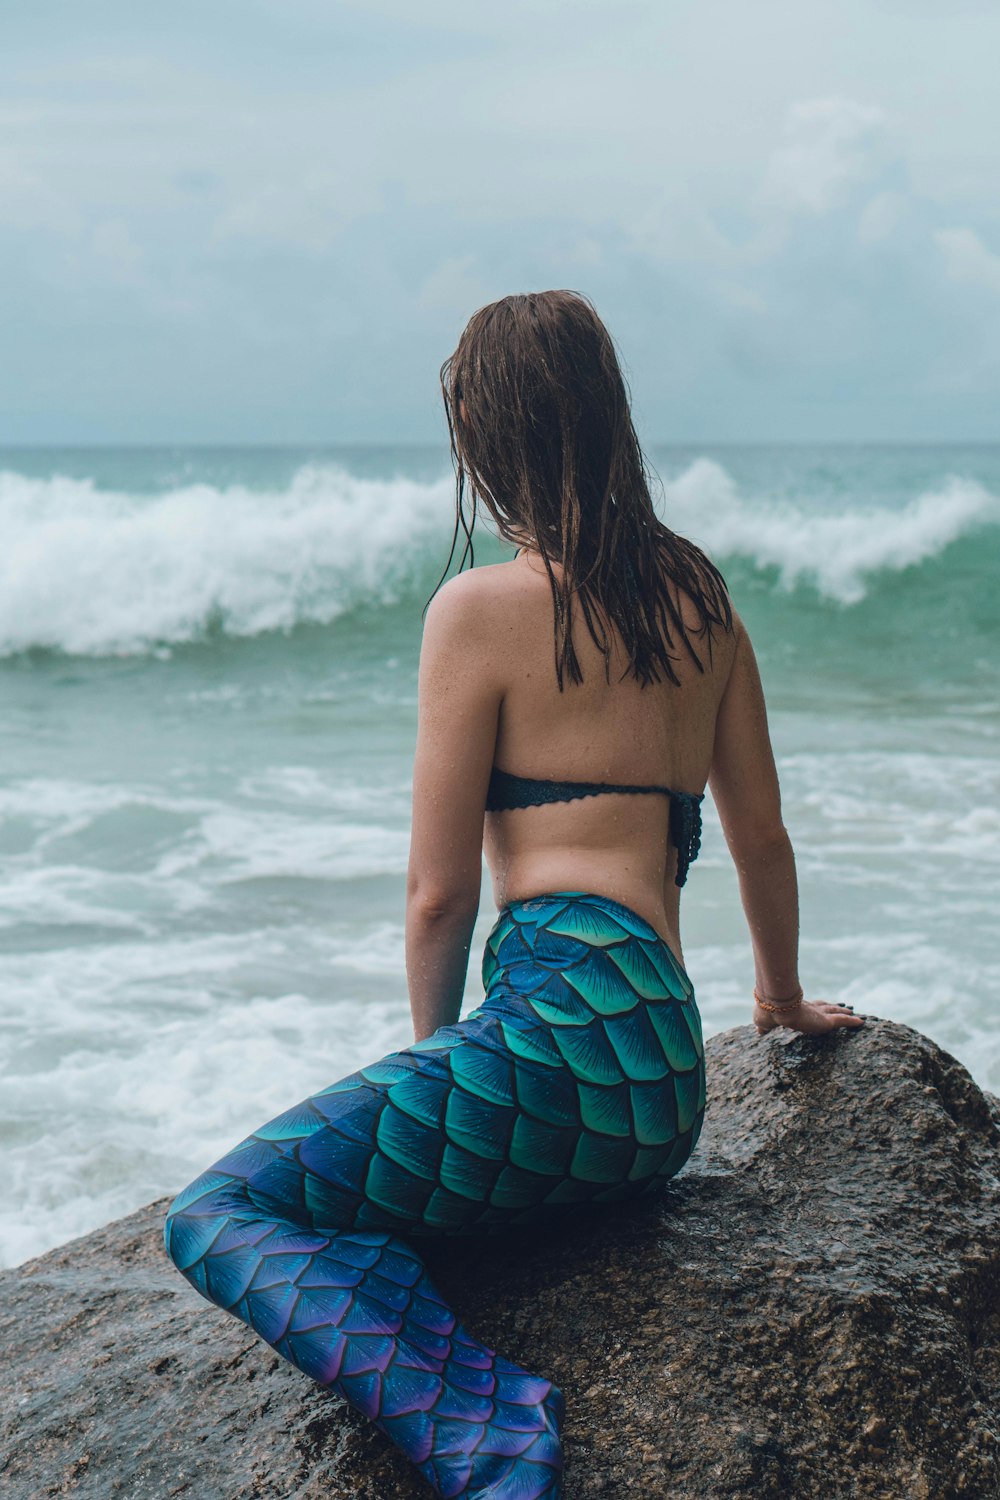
764, 98, 891, 215
3, 0, 1000, 440
0, 148, 81, 236
210, 171, 384, 255
858, 190, 906, 245
416, 254, 492, 315
91, 219, 145, 280
934, 227, 1000, 295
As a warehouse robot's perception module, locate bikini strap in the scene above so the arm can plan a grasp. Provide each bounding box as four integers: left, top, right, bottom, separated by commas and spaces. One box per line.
487, 768, 674, 808
486, 769, 703, 887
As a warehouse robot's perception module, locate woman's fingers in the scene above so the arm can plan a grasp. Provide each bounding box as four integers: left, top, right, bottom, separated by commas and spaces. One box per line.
812, 1001, 865, 1027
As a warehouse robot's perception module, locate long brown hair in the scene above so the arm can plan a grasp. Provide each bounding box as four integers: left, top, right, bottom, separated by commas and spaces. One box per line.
429, 289, 733, 690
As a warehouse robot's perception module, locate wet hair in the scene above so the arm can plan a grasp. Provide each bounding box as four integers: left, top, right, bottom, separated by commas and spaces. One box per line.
428, 289, 733, 690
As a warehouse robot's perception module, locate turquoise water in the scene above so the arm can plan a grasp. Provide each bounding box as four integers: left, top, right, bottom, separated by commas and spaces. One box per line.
2, 443, 998, 1266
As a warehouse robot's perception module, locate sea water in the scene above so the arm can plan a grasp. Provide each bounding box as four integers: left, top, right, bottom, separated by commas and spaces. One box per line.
2, 443, 998, 1267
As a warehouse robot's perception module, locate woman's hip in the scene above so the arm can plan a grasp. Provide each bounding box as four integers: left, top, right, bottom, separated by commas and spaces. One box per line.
477, 890, 701, 1053
466, 888, 706, 1173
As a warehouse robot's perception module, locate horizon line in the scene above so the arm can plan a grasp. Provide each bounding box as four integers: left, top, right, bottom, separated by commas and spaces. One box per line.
1, 438, 999, 450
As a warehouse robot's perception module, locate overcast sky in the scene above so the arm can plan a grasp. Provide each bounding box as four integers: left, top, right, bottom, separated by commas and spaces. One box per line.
3, 0, 1000, 443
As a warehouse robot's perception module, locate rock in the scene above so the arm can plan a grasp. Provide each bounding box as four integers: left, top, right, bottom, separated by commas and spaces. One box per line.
3, 1017, 999, 1499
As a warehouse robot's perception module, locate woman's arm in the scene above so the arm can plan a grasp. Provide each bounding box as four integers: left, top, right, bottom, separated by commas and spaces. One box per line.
406, 572, 504, 1042
708, 611, 864, 1035
708, 613, 800, 1000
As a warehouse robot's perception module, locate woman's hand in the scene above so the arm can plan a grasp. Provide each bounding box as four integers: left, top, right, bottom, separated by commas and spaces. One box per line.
752, 998, 866, 1037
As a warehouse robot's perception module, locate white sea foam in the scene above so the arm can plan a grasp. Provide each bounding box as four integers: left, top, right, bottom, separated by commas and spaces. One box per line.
0, 906, 461, 1267
0, 463, 452, 657
660, 458, 1000, 604
0, 965, 414, 1267
0, 780, 410, 944
236, 766, 412, 818
2, 459, 998, 656
153, 809, 409, 883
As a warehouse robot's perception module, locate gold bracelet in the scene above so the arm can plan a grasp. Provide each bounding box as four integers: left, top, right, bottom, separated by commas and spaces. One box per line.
753, 984, 804, 1013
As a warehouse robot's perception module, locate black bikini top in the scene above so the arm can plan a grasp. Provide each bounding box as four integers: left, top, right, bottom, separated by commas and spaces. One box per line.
485, 766, 704, 888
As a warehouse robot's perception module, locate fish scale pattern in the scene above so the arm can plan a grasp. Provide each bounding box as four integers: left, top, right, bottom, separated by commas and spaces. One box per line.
163, 890, 705, 1499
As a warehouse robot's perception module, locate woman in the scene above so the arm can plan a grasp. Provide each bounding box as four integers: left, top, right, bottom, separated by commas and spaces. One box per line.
163, 291, 865, 1500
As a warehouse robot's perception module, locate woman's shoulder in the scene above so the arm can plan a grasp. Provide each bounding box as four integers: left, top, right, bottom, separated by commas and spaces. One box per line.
427, 559, 538, 616
421, 564, 520, 650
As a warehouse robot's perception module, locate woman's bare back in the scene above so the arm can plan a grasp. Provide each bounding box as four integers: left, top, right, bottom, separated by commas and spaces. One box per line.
474, 548, 740, 959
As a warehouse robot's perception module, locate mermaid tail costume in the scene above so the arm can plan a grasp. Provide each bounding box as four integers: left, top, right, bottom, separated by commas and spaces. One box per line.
163, 890, 707, 1498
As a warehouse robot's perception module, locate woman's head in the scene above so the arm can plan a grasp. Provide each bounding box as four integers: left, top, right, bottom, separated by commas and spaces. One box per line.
431, 290, 732, 689
441, 290, 636, 564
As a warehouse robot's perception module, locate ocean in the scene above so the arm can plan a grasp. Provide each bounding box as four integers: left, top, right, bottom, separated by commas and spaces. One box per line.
2, 443, 998, 1268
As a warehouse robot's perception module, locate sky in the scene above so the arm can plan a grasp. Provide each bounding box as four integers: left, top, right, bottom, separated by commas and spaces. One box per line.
3, 0, 1000, 444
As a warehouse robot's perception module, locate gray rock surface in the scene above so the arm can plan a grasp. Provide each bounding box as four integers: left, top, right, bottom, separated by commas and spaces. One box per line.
3, 1017, 999, 1499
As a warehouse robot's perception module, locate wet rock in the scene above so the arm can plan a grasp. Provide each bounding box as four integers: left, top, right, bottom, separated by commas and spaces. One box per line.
2, 1018, 999, 1499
